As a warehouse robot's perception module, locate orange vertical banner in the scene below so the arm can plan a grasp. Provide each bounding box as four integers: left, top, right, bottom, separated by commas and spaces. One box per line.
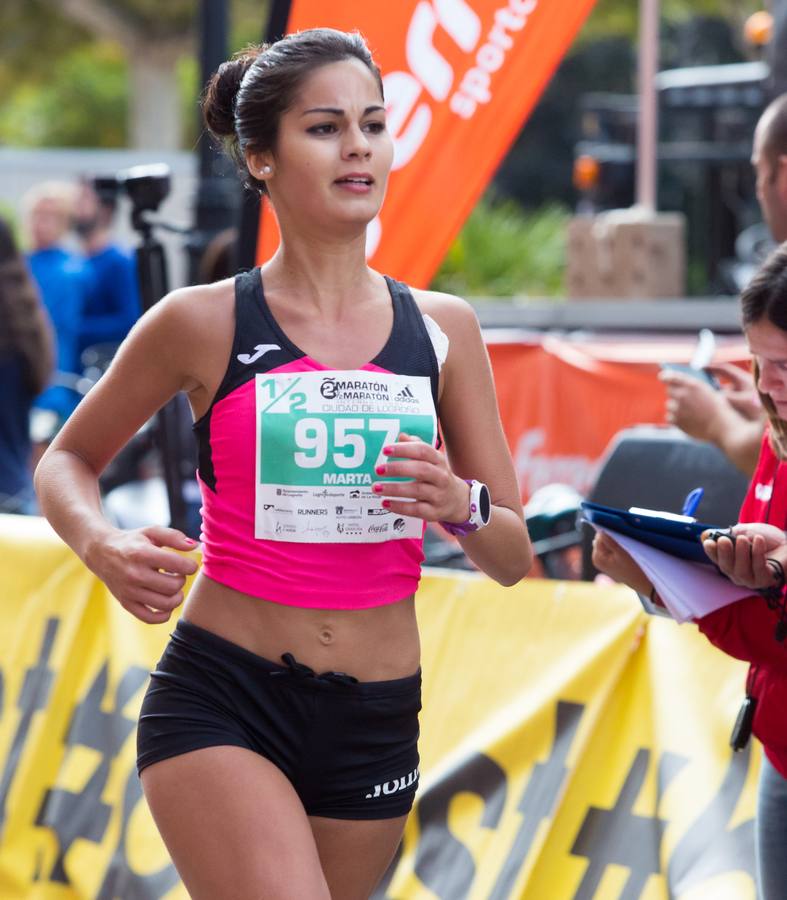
257, 0, 597, 286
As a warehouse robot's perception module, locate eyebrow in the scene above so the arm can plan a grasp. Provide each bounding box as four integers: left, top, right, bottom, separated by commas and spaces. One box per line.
301, 105, 385, 117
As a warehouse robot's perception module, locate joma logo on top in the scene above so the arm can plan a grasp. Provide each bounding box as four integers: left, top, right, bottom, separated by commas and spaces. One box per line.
385, 0, 539, 170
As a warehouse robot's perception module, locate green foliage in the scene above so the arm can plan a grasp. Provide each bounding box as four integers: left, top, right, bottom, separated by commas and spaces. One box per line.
579, 0, 763, 42
0, 43, 127, 147
431, 199, 569, 298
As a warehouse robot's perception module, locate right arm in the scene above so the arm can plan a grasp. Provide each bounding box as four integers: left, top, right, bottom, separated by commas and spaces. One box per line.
34, 287, 218, 623
594, 530, 787, 668
660, 369, 764, 476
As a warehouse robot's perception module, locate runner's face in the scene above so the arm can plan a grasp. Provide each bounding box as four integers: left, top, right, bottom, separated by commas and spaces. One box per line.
747, 318, 787, 417
258, 58, 393, 234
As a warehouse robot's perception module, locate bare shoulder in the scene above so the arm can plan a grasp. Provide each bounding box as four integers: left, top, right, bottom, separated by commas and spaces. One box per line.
123, 277, 236, 399
143, 277, 235, 338
408, 286, 479, 341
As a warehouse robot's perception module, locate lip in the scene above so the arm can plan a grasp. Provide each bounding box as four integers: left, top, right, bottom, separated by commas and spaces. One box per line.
334, 172, 375, 186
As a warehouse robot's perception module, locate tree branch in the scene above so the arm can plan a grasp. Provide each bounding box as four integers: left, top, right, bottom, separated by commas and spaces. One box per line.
36, 0, 139, 47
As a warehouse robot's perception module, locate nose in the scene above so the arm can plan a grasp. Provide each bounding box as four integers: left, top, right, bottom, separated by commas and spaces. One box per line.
757, 359, 782, 395
343, 124, 371, 159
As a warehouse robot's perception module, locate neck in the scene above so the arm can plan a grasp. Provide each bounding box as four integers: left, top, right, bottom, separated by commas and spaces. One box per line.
82, 228, 111, 255
263, 227, 378, 315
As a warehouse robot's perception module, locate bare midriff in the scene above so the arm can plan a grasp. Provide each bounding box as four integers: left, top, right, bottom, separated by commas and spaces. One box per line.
182, 572, 421, 681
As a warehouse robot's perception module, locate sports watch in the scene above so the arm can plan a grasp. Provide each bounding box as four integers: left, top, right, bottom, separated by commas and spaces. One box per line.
440, 480, 492, 537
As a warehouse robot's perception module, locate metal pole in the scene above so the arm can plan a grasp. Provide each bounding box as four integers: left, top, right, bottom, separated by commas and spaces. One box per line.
636, 0, 659, 211
188, 0, 237, 284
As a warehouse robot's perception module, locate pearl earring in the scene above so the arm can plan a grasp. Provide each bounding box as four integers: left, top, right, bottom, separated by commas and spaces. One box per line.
261, 165, 272, 176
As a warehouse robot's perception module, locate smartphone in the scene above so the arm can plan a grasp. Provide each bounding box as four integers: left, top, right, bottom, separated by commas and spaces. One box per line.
660, 362, 720, 389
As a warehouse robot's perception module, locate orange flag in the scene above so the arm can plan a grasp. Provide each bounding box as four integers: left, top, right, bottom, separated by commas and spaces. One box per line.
256, 0, 597, 286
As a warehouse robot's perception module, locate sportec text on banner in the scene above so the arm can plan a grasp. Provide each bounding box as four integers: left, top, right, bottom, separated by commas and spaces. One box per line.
257, 0, 598, 286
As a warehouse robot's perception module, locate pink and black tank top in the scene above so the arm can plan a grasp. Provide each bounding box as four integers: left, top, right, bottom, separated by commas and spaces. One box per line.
194, 268, 441, 609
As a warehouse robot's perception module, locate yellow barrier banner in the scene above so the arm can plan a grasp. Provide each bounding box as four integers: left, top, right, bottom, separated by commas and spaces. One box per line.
0, 516, 757, 899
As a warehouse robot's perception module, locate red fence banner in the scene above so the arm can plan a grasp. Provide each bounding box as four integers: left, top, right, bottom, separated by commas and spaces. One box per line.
255, 0, 598, 286
486, 333, 750, 504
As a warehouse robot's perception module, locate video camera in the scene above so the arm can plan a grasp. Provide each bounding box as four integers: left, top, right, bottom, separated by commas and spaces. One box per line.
90, 164, 172, 226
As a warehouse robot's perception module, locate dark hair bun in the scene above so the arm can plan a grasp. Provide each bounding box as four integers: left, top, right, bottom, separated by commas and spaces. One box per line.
203, 45, 264, 140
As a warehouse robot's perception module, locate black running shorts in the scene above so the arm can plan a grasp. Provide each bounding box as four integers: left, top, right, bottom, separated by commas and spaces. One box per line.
137, 619, 422, 819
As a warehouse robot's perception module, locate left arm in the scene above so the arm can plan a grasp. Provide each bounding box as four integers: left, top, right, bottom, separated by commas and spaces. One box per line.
373, 293, 532, 585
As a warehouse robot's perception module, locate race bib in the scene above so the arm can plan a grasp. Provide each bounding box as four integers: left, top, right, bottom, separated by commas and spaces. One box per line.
255, 370, 437, 543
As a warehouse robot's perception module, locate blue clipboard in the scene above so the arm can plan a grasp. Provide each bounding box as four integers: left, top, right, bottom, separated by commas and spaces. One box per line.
581, 500, 720, 563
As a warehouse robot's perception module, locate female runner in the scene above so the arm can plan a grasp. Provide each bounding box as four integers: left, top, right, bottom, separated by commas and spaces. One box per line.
35, 28, 532, 899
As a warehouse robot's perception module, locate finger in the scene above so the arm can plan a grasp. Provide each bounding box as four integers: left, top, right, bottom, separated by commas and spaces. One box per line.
134, 544, 199, 577
375, 481, 437, 504
751, 535, 774, 586
713, 536, 737, 576
707, 362, 751, 388
658, 370, 687, 385
123, 599, 175, 625
702, 538, 719, 564
121, 585, 184, 612
376, 460, 442, 482
142, 526, 199, 552
129, 568, 187, 596
384, 499, 435, 521
383, 440, 436, 463
732, 536, 755, 585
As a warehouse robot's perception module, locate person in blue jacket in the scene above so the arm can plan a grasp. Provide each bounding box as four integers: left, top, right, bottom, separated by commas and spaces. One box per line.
72, 177, 140, 356
23, 181, 90, 423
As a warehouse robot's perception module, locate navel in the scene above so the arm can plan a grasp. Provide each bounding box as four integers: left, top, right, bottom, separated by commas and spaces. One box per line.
318, 627, 334, 646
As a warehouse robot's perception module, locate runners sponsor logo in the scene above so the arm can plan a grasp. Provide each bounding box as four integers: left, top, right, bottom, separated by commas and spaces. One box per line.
237, 344, 280, 365
365, 767, 419, 799
297, 508, 328, 516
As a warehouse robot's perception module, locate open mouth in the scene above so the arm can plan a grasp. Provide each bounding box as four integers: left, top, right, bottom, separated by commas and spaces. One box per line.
335, 176, 374, 186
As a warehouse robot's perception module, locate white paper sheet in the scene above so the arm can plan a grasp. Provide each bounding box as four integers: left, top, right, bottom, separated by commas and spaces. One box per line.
593, 525, 753, 623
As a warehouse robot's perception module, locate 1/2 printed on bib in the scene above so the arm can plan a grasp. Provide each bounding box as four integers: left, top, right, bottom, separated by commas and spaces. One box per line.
255, 370, 437, 543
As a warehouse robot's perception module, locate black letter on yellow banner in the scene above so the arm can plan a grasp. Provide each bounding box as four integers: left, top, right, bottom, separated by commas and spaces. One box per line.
35, 662, 148, 884
0, 617, 59, 834
488, 700, 584, 899
666, 746, 755, 889
571, 748, 687, 898
414, 753, 507, 899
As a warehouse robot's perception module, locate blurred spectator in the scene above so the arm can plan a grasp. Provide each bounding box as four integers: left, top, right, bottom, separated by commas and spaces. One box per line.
23, 181, 89, 422
660, 93, 787, 476
0, 216, 54, 513
73, 177, 140, 355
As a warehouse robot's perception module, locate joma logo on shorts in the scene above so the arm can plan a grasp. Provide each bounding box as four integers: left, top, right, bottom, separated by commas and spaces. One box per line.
365, 767, 419, 799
